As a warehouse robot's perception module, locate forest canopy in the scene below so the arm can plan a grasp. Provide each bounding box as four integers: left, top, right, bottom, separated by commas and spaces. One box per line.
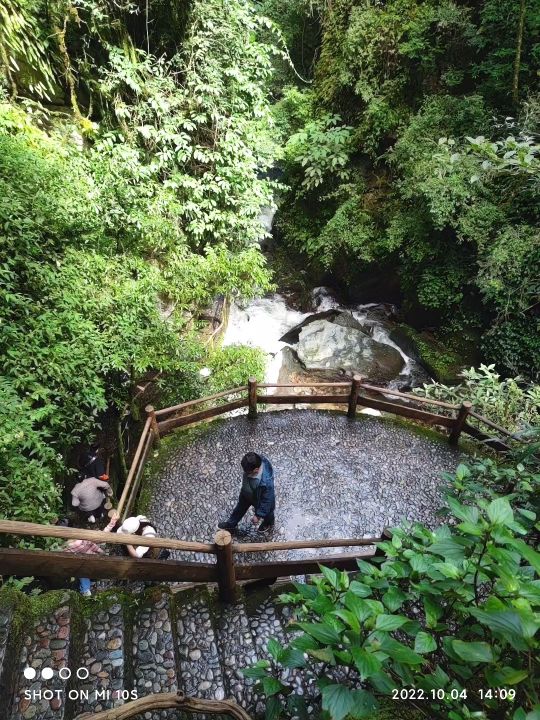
0, 0, 538, 527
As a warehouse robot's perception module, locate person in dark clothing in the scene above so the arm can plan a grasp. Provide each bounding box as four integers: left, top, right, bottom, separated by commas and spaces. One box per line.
78, 443, 107, 482
218, 452, 275, 533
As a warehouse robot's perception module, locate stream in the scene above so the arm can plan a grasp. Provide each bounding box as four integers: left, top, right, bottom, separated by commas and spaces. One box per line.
221, 203, 432, 391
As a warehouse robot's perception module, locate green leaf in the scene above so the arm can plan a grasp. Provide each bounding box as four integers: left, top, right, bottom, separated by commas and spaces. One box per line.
298, 622, 341, 645
349, 581, 372, 598
379, 636, 424, 665
451, 640, 493, 663
349, 689, 379, 719
350, 647, 382, 680
307, 647, 336, 664
414, 631, 437, 654
426, 538, 467, 562
375, 614, 408, 631
509, 539, 540, 574
242, 660, 271, 678
469, 609, 523, 640
267, 638, 282, 661
262, 676, 286, 697
382, 587, 408, 611
321, 684, 356, 720
265, 695, 282, 720
487, 497, 514, 526
320, 566, 339, 588
280, 647, 306, 669
423, 597, 443, 628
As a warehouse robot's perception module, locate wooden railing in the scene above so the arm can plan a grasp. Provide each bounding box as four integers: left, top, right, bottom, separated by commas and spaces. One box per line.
119, 376, 521, 521
1, 377, 524, 601
0, 520, 383, 603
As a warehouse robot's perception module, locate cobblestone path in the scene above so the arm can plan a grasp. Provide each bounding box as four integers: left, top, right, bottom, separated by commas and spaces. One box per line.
146, 410, 463, 561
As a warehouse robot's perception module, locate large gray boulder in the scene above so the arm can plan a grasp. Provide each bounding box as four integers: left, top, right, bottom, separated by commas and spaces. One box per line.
295, 319, 404, 382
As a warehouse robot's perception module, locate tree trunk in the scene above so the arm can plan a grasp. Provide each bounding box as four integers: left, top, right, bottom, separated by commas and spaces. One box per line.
512, 0, 526, 105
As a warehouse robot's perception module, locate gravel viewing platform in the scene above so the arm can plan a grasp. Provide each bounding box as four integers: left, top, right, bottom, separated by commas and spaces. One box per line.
143, 409, 464, 563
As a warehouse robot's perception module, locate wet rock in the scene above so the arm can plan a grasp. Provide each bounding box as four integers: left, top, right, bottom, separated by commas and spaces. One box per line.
295, 319, 403, 381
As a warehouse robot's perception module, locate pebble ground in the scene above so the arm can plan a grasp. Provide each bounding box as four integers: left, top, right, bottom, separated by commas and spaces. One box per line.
146, 410, 463, 562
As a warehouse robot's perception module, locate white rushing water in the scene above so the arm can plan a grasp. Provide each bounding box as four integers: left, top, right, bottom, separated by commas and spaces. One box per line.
223, 288, 431, 389
222, 295, 309, 383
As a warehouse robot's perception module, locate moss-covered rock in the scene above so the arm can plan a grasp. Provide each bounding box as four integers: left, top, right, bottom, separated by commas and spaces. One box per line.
390, 324, 480, 384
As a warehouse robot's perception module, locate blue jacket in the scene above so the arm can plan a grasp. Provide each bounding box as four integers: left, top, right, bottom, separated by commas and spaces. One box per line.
245, 455, 275, 519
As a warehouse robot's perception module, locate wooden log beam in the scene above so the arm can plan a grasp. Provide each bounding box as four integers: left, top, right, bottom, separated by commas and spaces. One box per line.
462, 423, 512, 452
256, 394, 348, 405
122, 430, 153, 519
0, 520, 215, 554
356, 395, 454, 427
154, 387, 246, 418
117, 415, 152, 517
74, 691, 253, 720
0, 549, 217, 582
235, 552, 376, 581
258, 382, 351, 388
248, 377, 257, 419
215, 530, 237, 603
359, 383, 458, 410
157, 399, 248, 434
449, 401, 472, 445
348, 375, 362, 419
232, 537, 381, 553
468, 410, 517, 439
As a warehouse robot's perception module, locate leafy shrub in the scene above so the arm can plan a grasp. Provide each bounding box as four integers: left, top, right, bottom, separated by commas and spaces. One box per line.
245, 461, 540, 719
415, 364, 540, 433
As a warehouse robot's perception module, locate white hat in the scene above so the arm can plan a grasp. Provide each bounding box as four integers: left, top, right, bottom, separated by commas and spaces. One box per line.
141, 525, 157, 538
117, 517, 140, 535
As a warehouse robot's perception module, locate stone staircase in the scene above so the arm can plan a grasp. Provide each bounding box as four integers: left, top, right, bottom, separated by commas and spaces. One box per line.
0, 584, 305, 720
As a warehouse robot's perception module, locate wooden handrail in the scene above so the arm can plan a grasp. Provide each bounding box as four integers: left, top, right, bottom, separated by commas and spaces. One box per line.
0, 520, 215, 553
360, 383, 459, 410
468, 409, 518, 438
74, 691, 253, 720
258, 382, 351, 388
117, 415, 153, 517
154, 386, 245, 417
232, 536, 382, 553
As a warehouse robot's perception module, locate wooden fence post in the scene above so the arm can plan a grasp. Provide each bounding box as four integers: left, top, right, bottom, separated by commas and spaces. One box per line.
215, 530, 237, 603
449, 401, 472, 446
248, 377, 258, 419
145, 405, 160, 446
347, 375, 362, 418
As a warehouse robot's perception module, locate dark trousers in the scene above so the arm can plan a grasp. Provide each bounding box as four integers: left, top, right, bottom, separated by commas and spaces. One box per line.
79, 498, 106, 522
228, 492, 275, 528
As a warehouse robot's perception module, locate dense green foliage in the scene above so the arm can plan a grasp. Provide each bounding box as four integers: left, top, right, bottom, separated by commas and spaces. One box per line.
415, 365, 540, 433
246, 454, 540, 719
0, 0, 276, 526
270, 0, 540, 379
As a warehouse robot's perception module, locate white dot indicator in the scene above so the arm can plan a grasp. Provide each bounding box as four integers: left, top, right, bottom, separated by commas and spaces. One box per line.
23, 667, 36, 680
41, 668, 54, 680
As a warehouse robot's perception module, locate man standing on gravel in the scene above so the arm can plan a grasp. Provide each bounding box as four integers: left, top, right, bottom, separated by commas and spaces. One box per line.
218, 452, 275, 533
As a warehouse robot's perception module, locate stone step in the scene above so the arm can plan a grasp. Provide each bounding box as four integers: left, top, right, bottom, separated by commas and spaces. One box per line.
69, 594, 126, 717
9, 596, 74, 720
214, 600, 259, 711
175, 589, 226, 702
133, 590, 178, 720
0, 602, 17, 711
